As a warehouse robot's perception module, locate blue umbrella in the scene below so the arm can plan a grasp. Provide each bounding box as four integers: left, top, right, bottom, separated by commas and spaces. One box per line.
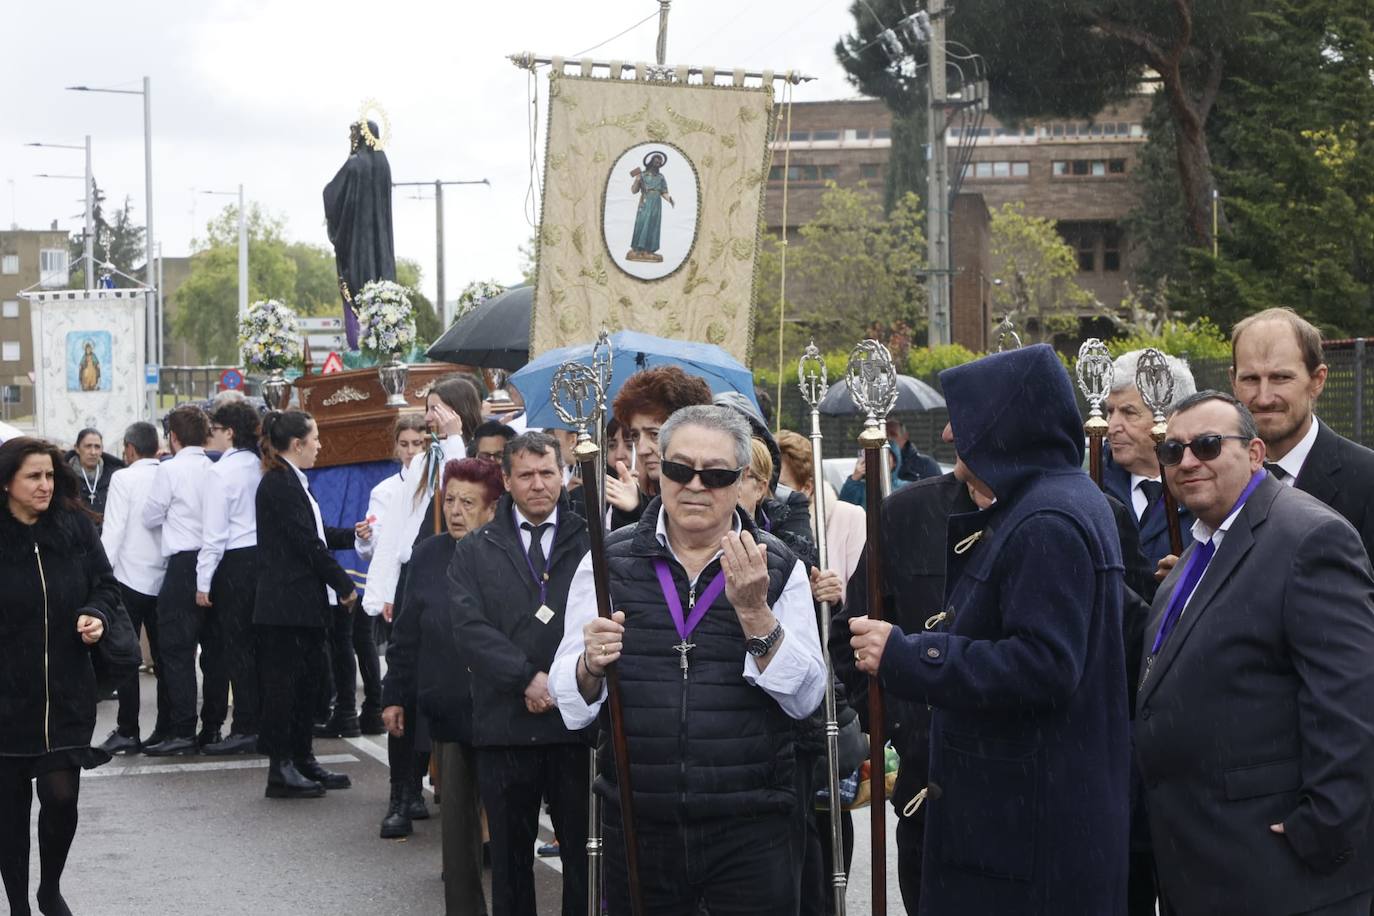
509, 330, 760, 429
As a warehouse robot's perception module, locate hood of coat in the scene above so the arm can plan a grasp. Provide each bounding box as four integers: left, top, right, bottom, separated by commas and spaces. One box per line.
939, 343, 1084, 501
713, 391, 782, 490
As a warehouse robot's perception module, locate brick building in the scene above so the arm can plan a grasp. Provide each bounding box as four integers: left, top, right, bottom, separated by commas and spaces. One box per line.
0, 227, 71, 422
762, 95, 1153, 348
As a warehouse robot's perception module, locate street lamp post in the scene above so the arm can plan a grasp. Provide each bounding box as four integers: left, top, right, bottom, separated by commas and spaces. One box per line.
67, 77, 156, 417
201, 185, 248, 321
26, 137, 93, 289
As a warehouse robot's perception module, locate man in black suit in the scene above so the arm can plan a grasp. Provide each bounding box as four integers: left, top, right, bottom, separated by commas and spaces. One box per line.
1232, 307, 1374, 561
1136, 390, 1374, 915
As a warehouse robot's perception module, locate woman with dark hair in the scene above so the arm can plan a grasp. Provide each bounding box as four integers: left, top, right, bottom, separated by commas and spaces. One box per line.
0, 436, 123, 916
63, 428, 124, 525
364, 374, 482, 623
381, 457, 502, 913
252, 410, 359, 799
194, 400, 264, 756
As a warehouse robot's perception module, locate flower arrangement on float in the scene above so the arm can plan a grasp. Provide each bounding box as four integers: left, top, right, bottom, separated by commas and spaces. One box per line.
355, 280, 417, 407
238, 298, 300, 409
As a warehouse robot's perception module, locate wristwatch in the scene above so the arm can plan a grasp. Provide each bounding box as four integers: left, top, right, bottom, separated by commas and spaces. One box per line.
745, 622, 784, 658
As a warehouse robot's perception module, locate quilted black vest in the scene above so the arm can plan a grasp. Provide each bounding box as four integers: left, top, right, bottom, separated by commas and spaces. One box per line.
596, 498, 798, 823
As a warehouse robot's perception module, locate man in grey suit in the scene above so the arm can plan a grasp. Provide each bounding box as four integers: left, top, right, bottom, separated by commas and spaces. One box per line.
1135, 390, 1374, 916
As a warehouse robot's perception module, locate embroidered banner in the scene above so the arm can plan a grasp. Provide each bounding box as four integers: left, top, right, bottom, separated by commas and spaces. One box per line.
531, 71, 775, 364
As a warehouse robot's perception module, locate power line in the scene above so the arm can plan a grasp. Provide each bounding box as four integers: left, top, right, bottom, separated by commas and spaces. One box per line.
573, 9, 660, 59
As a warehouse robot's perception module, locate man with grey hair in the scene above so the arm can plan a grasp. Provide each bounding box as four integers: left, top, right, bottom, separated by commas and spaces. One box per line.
550, 404, 826, 915
1103, 349, 1198, 577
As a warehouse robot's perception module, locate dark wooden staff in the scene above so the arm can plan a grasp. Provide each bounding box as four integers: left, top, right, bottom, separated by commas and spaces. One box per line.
860, 419, 888, 916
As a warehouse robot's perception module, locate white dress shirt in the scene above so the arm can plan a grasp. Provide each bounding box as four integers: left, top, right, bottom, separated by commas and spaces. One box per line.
1270, 416, 1319, 487
1130, 472, 1163, 521
100, 458, 167, 597
514, 504, 557, 559
142, 446, 211, 555
287, 457, 338, 605
355, 470, 405, 561
550, 511, 827, 729
362, 436, 465, 615
1178, 488, 1255, 619
196, 448, 262, 592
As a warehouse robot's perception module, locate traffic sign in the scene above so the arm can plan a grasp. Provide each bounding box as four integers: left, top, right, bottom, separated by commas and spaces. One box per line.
220, 368, 244, 390
321, 352, 345, 375
145, 364, 160, 388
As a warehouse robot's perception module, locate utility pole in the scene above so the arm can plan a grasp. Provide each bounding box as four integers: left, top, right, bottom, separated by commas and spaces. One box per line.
925, 0, 951, 347
237, 184, 247, 321
83, 135, 93, 290
656, 0, 671, 65
392, 178, 490, 327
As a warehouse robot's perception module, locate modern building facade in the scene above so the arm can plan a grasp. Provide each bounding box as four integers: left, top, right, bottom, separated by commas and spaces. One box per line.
0, 227, 71, 421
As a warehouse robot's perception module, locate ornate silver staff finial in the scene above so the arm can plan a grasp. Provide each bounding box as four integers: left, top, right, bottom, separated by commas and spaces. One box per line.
591, 327, 612, 395
1076, 338, 1115, 431
1134, 347, 1174, 438
847, 339, 898, 447
551, 361, 605, 461
996, 315, 1022, 352
798, 340, 829, 408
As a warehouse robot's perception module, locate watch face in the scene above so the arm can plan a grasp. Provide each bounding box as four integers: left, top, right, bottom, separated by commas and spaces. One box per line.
746, 637, 768, 658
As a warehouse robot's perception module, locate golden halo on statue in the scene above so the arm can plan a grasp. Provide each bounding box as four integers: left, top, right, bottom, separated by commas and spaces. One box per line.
356, 98, 391, 151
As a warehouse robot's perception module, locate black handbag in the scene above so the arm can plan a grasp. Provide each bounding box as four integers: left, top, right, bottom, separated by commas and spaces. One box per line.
88, 597, 142, 691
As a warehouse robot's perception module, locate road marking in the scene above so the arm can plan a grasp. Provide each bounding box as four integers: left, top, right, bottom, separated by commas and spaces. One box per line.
86, 753, 358, 779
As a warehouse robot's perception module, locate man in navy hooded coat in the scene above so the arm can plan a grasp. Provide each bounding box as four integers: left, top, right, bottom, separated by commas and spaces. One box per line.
851, 344, 1129, 915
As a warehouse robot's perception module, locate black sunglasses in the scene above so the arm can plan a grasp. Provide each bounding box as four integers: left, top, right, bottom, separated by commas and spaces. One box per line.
659, 459, 744, 489
1155, 434, 1251, 467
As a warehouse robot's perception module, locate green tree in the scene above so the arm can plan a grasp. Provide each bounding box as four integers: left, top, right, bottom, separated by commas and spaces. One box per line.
286, 243, 343, 317
395, 259, 442, 350
753, 183, 928, 373
67, 184, 145, 288
174, 204, 296, 363
988, 202, 1098, 346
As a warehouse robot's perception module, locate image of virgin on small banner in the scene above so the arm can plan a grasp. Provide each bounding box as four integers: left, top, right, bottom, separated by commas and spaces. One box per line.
604, 143, 699, 281
67, 331, 112, 392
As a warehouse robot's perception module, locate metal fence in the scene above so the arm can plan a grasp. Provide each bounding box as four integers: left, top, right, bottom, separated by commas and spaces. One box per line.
159, 366, 259, 405
772, 339, 1374, 464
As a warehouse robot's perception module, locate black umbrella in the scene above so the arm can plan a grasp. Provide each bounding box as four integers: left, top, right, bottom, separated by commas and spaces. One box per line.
426, 284, 531, 370
817, 374, 947, 416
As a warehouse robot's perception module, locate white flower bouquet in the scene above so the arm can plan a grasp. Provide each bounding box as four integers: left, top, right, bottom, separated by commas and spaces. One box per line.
453, 279, 505, 324
355, 280, 417, 359
238, 299, 300, 371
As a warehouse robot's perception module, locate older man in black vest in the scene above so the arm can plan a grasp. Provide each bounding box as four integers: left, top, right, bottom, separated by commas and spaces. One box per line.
551, 404, 827, 915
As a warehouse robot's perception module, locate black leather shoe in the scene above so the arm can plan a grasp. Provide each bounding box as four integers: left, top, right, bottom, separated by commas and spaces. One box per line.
295, 756, 351, 790
196, 728, 224, 749
359, 709, 385, 736
202, 733, 258, 756
143, 729, 167, 747
143, 736, 198, 757
313, 713, 362, 738
379, 782, 412, 838
266, 759, 325, 799
98, 729, 141, 756
407, 779, 430, 820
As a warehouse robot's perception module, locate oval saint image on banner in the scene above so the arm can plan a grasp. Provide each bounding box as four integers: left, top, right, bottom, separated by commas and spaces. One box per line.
603, 142, 700, 281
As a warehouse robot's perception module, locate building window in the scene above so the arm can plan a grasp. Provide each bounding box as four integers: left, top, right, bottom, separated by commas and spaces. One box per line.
1, 255, 16, 275
873, 128, 891, 140
859, 163, 883, 180
1053, 158, 1128, 179
768, 164, 821, 182
788, 130, 810, 143
1103, 225, 1123, 272
819, 164, 840, 181
853, 128, 872, 140
1, 301, 17, 319
969, 160, 1030, 180
1, 342, 19, 362
39, 249, 69, 288
1011, 161, 1029, 177
811, 129, 840, 142
1108, 158, 1127, 174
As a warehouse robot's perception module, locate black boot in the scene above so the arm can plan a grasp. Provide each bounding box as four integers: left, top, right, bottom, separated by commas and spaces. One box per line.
379, 782, 412, 838
295, 755, 351, 790
265, 758, 325, 799
313, 710, 361, 738
407, 774, 431, 820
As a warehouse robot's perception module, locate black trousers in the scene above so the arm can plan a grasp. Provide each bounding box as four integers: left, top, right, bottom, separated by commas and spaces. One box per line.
603, 806, 795, 916
477, 744, 589, 916
256, 625, 325, 760
211, 548, 260, 736
114, 584, 163, 739
326, 607, 381, 717
156, 551, 227, 738
385, 700, 430, 786
897, 806, 925, 915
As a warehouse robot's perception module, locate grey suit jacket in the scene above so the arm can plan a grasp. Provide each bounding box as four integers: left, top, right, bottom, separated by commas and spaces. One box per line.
1135, 473, 1374, 915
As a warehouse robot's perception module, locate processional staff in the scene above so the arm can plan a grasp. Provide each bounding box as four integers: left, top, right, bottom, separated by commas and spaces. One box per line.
798, 341, 848, 916
849, 338, 899, 916
550, 359, 645, 916
1135, 348, 1185, 556
1076, 339, 1114, 489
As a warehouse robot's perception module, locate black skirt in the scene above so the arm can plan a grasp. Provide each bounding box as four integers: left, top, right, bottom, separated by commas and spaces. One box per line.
0, 746, 111, 779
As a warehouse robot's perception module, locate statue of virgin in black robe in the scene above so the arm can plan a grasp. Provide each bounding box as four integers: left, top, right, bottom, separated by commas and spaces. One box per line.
323, 120, 396, 349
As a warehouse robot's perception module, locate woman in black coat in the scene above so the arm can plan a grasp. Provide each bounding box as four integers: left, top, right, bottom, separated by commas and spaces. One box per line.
252, 410, 358, 799
0, 437, 122, 916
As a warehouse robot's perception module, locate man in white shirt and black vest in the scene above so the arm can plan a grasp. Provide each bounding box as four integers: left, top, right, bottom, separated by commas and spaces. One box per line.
551, 404, 827, 915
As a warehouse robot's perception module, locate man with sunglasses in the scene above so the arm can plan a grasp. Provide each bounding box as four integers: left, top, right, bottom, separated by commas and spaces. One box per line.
551, 405, 826, 915
1136, 391, 1374, 916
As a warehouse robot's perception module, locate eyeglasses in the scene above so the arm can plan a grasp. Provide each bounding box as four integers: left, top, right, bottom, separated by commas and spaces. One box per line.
1155, 434, 1251, 467
659, 459, 744, 489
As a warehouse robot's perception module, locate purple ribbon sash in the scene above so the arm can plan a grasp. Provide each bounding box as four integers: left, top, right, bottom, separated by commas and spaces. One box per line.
653, 558, 727, 642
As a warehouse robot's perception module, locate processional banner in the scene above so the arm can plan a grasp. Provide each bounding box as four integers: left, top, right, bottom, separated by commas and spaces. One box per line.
530, 65, 776, 364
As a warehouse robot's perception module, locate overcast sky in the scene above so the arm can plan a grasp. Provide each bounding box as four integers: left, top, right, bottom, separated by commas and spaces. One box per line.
3, 0, 864, 306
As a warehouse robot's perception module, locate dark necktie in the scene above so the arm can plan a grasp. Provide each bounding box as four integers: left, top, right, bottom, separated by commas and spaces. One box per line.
1264, 462, 1289, 481
1137, 479, 1164, 520
521, 522, 551, 581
